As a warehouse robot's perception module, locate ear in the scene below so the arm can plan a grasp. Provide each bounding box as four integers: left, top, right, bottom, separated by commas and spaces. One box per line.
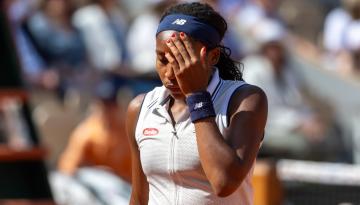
207, 47, 220, 66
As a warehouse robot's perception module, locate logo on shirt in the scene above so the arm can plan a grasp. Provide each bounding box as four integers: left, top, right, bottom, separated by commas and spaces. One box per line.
172, 19, 187, 25
143, 128, 159, 136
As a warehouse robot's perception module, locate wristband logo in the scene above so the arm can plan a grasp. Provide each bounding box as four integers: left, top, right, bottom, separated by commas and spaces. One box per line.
143, 128, 159, 136
172, 19, 187, 25
194, 102, 203, 110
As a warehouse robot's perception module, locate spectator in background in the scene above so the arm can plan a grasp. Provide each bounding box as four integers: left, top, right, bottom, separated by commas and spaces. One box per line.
71, 0, 139, 111
54, 76, 131, 204
323, 0, 360, 77
72, 0, 129, 71
7, 0, 59, 91
232, 0, 283, 55
58, 76, 131, 182
25, 0, 86, 69
243, 19, 347, 161
24, 0, 87, 98
73, 0, 158, 102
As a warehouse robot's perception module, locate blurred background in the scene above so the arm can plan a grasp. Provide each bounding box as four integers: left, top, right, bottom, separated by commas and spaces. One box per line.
0, 0, 360, 204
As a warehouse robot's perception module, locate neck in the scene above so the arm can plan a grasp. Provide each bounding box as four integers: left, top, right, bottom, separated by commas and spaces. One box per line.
168, 97, 187, 125
169, 96, 186, 109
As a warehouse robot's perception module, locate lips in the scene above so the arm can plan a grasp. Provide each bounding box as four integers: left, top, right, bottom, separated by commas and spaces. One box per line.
167, 87, 182, 94
165, 84, 181, 92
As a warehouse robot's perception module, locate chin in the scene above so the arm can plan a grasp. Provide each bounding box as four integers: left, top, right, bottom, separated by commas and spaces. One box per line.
170, 92, 185, 99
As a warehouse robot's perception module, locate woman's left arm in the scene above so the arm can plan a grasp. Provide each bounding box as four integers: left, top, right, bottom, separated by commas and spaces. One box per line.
195, 85, 267, 197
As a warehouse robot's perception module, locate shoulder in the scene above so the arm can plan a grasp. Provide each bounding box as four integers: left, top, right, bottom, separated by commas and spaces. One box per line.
127, 93, 146, 117
229, 83, 267, 114
126, 94, 146, 147
127, 86, 164, 112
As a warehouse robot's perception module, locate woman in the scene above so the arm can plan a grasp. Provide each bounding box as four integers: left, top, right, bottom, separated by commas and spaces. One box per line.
126, 2, 267, 204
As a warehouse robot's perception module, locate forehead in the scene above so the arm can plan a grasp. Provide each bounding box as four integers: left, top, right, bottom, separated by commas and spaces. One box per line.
156, 30, 176, 53
157, 30, 177, 41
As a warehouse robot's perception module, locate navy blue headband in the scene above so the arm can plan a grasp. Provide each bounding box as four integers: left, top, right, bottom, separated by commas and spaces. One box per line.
156, 14, 221, 48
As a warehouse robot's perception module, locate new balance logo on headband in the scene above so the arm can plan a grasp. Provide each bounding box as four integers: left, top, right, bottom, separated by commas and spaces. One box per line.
157, 14, 221, 48
172, 19, 187, 25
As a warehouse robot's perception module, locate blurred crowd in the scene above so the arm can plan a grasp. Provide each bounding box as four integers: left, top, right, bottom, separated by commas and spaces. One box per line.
3, 0, 360, 204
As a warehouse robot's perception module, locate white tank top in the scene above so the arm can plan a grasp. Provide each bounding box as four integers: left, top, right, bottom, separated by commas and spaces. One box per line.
135, 70, 254, 205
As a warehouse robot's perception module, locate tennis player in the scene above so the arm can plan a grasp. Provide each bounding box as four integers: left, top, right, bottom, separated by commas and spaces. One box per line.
126, 2, 268, 204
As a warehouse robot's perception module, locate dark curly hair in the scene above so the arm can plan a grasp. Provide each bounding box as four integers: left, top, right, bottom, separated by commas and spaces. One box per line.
160, 2, 243, 81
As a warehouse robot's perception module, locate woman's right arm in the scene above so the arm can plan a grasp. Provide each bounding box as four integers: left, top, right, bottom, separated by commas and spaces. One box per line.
126, 94, 149, 205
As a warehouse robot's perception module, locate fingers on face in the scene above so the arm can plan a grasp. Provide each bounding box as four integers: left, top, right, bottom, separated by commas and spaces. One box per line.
166, 33, 185, 69
164, 51, 179, 74
173, 33, 192, 68
166, 32, 200, 69
180, 32, 197, 60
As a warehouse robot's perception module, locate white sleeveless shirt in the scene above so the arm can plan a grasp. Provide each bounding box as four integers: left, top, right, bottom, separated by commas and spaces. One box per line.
135, 70, 254, 205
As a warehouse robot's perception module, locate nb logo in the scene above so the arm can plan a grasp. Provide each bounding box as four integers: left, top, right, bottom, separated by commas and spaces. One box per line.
194, 102, 203, 110
172, 19, 187, 25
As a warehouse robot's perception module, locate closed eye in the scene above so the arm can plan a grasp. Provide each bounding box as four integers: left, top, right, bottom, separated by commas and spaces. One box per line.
157, 56, 168, 65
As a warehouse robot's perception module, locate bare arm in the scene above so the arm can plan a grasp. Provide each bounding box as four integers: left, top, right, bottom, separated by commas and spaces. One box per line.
126, 94, 149, 205
195, 85, 267, 197
58, 125, 91, 175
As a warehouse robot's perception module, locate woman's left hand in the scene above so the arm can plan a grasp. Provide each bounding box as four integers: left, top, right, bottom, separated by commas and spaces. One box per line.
165, 32, 212, 96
